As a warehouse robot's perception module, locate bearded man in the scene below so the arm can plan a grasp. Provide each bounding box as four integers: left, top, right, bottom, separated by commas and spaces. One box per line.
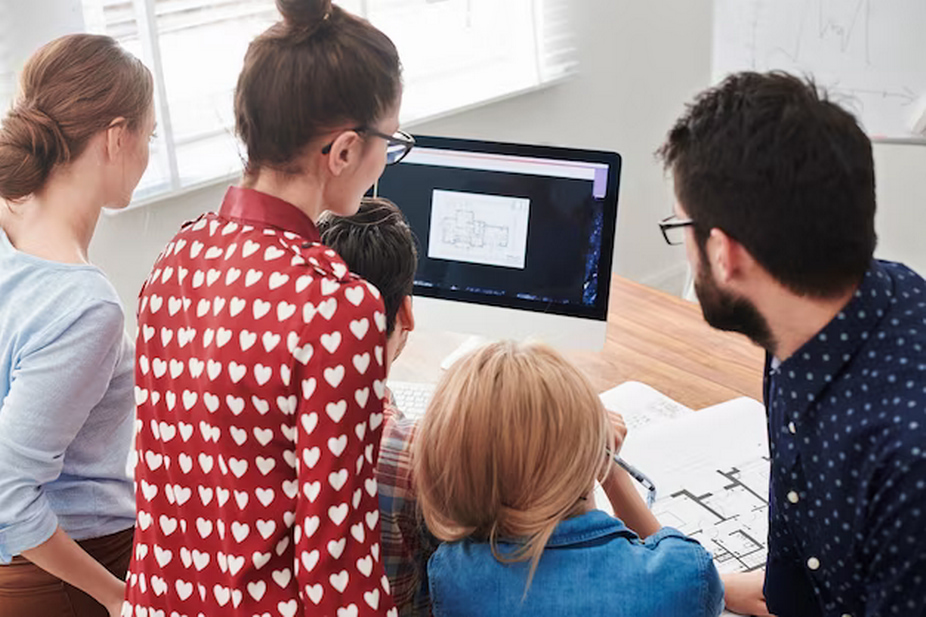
657, 71, 926, 617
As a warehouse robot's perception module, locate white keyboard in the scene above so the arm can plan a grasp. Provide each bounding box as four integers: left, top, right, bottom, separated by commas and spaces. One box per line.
388, 380, 436, 419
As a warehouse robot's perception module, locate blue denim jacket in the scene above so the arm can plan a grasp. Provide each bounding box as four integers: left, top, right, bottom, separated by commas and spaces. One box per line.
429, 510, 724, 617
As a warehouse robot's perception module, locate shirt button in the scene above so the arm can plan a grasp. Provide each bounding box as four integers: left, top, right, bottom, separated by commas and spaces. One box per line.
788, 421, 797, 434
787, 491, 800, 503
302, 242, 311, 249
807, 556, 820, 570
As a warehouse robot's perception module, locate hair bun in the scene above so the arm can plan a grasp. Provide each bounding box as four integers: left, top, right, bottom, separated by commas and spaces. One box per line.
276, 0, 333, 30
9, 104, 71, 165
0, 103, 70, 201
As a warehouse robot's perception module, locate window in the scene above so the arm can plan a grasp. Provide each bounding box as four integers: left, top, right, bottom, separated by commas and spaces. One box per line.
81, 0, 279, 200
1, 3, 18, 120
343, 0, 575, 121
0, 70, 14, 122
6, 0, 574, 204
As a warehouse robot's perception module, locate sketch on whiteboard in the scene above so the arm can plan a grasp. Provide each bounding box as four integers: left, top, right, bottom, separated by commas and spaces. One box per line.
714, 0, 926, 138
761, 0, 871, 63
428, 189, 530, 269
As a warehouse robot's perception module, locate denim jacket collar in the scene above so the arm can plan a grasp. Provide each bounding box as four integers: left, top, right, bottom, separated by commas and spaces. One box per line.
545, 510, 638, 548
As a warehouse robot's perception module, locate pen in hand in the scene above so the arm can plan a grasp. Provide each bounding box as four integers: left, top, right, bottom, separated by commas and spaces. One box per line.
613, 454, 658, 508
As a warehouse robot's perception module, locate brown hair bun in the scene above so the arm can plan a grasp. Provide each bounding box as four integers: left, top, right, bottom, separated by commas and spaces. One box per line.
276, 0, 333, 33
0, 104, 71, 201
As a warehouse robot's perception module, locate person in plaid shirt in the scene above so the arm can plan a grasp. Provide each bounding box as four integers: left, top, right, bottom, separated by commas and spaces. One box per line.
319, 197, 438, 616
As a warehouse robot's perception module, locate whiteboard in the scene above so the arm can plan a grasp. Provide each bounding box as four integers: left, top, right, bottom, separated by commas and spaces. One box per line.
713, 0, 926, 139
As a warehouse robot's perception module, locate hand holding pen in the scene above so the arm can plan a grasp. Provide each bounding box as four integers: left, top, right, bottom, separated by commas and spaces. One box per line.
606, 410, 658, 508
614, 454, 657, 508
603, 410, 662, 537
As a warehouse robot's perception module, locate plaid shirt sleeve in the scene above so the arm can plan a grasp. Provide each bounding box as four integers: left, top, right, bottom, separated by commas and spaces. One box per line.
376, 392, 440, 616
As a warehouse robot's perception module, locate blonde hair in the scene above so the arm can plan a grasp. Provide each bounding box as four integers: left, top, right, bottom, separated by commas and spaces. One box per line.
413, 340, 613, 590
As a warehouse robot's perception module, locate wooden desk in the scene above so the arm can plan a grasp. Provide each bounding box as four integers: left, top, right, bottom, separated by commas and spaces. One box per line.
391, 276, 765, 410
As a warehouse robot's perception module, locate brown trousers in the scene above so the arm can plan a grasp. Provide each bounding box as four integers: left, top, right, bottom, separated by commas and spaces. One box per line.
0, 527, 134, 617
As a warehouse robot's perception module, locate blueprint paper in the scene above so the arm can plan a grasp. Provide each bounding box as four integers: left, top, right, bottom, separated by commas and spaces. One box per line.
599, 381, 695, 432
595, 394, 770, 614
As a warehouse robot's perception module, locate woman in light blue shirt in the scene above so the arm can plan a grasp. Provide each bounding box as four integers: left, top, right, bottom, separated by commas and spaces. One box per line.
414, 341, 724, 617
0, 34, 154, 617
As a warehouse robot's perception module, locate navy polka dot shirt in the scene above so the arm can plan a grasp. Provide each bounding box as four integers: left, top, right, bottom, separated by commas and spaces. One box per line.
764, 261, 926, 617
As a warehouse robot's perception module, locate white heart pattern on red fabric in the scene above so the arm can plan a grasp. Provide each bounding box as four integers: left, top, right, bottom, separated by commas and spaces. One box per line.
128, 216, 394, 616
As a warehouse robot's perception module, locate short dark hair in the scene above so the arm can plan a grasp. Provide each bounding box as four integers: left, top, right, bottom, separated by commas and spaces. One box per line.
658, 71, 876, 297
319, 197, 418, 335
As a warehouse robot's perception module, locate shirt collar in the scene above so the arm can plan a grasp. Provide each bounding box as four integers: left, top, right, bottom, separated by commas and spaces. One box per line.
218, 186, 321, 243
545, 510, 636, 547
772, 260, 894, 417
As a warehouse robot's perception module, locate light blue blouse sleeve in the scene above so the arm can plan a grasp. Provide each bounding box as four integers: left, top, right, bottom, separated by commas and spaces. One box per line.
0, 300, 124, 562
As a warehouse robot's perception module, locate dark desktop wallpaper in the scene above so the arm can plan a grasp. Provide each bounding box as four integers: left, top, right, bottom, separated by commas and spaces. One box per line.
376, 163, 604, 310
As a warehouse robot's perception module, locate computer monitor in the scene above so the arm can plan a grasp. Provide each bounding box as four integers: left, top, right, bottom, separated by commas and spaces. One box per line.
373, 135, 621, 350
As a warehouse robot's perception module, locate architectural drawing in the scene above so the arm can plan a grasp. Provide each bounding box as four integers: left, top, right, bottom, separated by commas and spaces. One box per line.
651, 457, 770, 573
599, 381, 695, 432
596, 396, 772, 583
441, 209, 510, 251
428, 189, 530, 269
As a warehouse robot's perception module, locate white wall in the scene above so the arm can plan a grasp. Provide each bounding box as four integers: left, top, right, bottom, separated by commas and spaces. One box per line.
3, 0, 85, 65
1, 0, 85, 107
89, 0, 926, 332
872, 144, 926, 274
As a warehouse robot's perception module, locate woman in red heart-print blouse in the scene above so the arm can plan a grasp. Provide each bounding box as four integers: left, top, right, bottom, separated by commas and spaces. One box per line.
124, 2, 411, 616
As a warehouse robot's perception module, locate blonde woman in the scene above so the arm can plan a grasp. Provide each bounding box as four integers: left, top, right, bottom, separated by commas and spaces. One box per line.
414, 341, 724, 617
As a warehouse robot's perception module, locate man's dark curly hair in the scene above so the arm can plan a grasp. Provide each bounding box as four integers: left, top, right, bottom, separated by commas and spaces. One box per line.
658, 71, 876, 297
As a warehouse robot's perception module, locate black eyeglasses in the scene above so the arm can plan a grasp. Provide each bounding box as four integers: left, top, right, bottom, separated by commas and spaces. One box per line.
659, 214, 695, 246
321, 127, 415, 165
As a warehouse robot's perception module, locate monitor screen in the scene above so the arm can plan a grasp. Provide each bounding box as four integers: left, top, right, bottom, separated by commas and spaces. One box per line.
373, 136, 621, 322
